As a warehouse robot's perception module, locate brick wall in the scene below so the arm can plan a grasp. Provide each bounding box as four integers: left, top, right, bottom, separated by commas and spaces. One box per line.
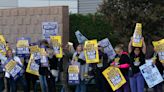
0, 6, 69, 48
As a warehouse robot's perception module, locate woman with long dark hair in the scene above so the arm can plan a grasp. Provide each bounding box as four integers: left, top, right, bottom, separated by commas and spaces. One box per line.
128, 37, 146, 92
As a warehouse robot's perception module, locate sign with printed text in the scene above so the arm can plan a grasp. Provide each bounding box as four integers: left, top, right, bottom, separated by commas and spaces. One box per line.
99, 38, 116, 60
84, 40, 99, 64
42, 22, 58, 40
102, 66, 126, 91
132, 23, 143, 47
30, 45, 41, 60
30, 45, 40, 53
16, 37, 30, 57
50, 36, 63, 58
139, 61, 163, 88
5, 60, 24, 80
68, 64, 80, 85
153, 39, 164, 63
26, 54, 39, 76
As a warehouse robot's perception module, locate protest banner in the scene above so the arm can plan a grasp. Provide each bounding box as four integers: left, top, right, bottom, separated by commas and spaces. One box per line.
5, 60, 24, 80
0, 35, 7, 55
26, 54, 39, 76
75, 30, 88, 44
132, 23, 143, 47
42, 22, 58, 40
102, 66, 126, 91
16, 37, 30, 57
139, 60, 163, 88
153, 39, 164, 63
84, 40, 99, 64
50, 36, 63, 58
99, 38, 116, 60
68, 64, 80, 85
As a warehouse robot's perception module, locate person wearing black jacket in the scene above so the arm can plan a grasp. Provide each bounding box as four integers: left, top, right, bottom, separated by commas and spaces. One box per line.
0, 60, 4, 92
111, 44, 131, 92
47, 45, 64, 92
90, 45, 108, 92
128, 37, 146, 92
72, 44, 87, 92
38, 40, 49, 92
152, 53, 164, 92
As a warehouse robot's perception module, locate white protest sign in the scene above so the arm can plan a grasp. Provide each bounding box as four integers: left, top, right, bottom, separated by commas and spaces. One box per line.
139, 61, 163, 88
99, 38, 116, 60
42, 22, 58, 40
75, 30, 88, 44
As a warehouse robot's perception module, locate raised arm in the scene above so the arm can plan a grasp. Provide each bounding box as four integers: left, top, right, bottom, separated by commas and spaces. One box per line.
128, 37, 133, 53
142, 37, 146, 54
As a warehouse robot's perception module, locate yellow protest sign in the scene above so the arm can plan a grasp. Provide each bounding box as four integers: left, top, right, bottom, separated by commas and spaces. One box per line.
26, 54, 39, 76
68, 65, 79, 73
153, 39, 164, 63
132, 23, 143, 47
5, 60, 16, 72
50, 36, 63, 58
30, 45, 40, 54
84, 40, 99, 63
102, 66, 126, 91
0, 35, 7, 55
0, 35, 6, 44
16, 40, 29, 48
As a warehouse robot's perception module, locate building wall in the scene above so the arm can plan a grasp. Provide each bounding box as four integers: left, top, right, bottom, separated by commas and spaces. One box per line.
0, 0, 18, 7
0, 6, 69, 48
78, 0, 103, 14
0, 0, 78, 13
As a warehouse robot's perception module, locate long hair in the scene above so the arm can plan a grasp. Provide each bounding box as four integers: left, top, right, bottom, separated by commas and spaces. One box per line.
130, 47, 144, 58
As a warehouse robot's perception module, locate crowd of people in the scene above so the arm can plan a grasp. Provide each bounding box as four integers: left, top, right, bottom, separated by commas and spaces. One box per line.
0, 35, 163, 92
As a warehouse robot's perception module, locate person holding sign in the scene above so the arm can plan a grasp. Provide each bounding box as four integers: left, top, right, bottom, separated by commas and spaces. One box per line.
152, 39, 164, 92
6, 49, 28, 92
90, 45, 109, 92
47, 46, 64, 92
111, 44, 130, 92
38, 40, 49, 92
128, 37, 146, 92
25, 43, 39, 92
71, 44, 86, 92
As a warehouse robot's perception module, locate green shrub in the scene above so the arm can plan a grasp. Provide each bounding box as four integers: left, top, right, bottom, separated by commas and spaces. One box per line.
69, 14, 119, 46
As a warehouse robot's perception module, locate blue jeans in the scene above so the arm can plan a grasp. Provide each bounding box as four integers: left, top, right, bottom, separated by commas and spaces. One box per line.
39, 75, 48, 92
10, 76, 28, 92
75, 80, 86, 92
130, 73, 144, 92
